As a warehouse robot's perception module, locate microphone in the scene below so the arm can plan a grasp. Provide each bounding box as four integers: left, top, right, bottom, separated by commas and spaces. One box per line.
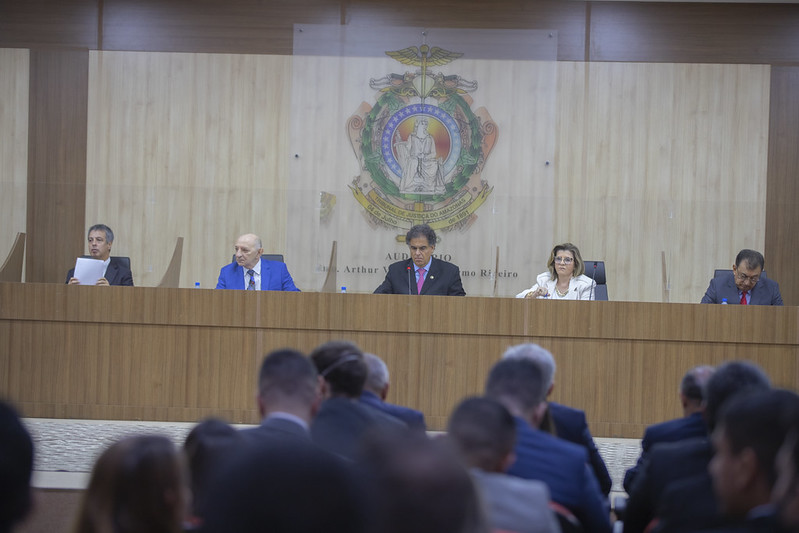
589, 261, 597, 301
407, 265, 412, 295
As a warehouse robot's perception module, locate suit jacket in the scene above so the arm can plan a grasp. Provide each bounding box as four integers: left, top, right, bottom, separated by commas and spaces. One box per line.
215, 258, 300, 291
624, 437, 713, 533
623, 412, 707, 493
507, 416, 611, 533
470, 469, 560, 533
359, 390, 426, 432
239, 415, 311, 448
546, 401, 613, 496
65, 257, 134, 286
655, 473, 728, 533
700, 271, 782, 305
373, 258, 466, 296
516, 272, 596, 299
310, 397, 407, 461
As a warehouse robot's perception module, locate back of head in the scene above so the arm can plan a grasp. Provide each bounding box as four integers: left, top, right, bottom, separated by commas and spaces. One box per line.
73, 435, 186, 533
360, 431, 488, 533
258, 348, 318, 409
485, 357, 547, 418
183, 418, 242, 521
447, 396, 516, 472
363, 353, 390, 395
201, 442, 368, 533
502, 343, 556, 389
704, 360, 771, 431
718, 389, 799, 489
0, 400, 34, 532
310, 340, 367, 398
680, 365, 715, 406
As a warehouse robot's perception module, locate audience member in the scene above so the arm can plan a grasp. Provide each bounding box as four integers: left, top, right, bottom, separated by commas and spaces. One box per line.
485, 355, 611, 533
360, 430, 489, 533
310, 340, 405, 460
773, 427, 799, 533
0, 400, 34, 533
200, 440, 368, 533
447, 396, 560, 533
360, 353, 426, 432
71, 435, 187, 533
624, 361, 771, 533
240, 348, 321, 446
182, 418, 242, 529
503, 343, 612, 496
624, 365, 715, 492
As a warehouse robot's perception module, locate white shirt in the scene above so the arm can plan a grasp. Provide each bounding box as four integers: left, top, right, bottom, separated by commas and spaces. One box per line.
243, 261, 261, 290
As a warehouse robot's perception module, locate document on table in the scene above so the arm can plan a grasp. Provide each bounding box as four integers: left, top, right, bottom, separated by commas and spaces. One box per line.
73, 258, 106, 285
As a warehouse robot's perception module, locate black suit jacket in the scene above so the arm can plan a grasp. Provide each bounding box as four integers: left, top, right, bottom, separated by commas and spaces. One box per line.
546, 402, 613, 496
239, 416, 311, 448
65, 257, 134, 286
373, 257, 465, 296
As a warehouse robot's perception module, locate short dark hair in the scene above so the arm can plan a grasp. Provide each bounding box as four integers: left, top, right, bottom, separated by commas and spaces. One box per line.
704, 360, 771, 431
680, 365, 715, 403
258, 348, 318, 404
448, 397, 516, 471
718, 389, 799, 487
484, 357, 547, 415
735, 249, 765, 271
88, 224, 114, 243
310, 341, 367, 398
406, 224, 437, 247
0, 400, 34, 531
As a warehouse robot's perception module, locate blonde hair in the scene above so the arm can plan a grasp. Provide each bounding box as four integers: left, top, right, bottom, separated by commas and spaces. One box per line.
546, 243, 585, 279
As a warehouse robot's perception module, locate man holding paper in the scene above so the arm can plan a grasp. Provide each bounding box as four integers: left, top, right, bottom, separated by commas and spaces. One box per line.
66, 224, 134, 286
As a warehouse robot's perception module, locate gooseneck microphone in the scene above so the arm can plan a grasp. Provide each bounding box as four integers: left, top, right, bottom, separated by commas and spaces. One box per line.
589, 261, 597, 301
407, 264, 412, 295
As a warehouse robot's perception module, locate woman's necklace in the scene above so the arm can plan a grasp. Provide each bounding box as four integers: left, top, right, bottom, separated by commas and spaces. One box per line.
555, 285, 569, 297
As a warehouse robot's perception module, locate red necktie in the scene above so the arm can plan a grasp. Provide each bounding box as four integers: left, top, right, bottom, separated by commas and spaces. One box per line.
417, 267, 426, 294
740, 291, 748, 305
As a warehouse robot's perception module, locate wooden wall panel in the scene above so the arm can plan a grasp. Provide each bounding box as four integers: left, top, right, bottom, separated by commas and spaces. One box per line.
101, 0, 341, 54
0, 49, 29, 272
765, 67, 799, 307
26, 49, 89, 284
0, 0, 98, 49
590, 3, 799, 64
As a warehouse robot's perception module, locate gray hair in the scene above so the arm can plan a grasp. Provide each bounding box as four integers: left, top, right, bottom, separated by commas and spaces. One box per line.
502, 343, 556, 388
363, 353, 390, 393
88, 224, 114, 243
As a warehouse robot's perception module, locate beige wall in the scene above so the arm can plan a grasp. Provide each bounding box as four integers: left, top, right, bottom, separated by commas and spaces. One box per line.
81, 50, 769, 301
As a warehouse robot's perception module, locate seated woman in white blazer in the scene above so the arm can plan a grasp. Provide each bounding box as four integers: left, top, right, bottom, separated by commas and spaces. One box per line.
516, 243, 596, 300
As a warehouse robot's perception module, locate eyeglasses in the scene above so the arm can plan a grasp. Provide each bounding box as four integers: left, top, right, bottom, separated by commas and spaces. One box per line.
736, 272, 760, 284
554, 257, 574, 264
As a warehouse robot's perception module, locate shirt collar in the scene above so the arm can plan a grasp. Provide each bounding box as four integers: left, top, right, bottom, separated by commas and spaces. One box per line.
414, 258, 432, 273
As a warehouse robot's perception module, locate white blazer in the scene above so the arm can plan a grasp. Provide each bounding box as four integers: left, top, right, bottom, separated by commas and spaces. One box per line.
516, 272, 596, 300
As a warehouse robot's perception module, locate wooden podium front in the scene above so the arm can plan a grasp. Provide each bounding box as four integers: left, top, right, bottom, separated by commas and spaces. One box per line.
1, 282, 797, 437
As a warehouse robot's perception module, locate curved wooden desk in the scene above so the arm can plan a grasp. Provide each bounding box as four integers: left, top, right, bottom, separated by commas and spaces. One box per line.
1, 282, 796, 436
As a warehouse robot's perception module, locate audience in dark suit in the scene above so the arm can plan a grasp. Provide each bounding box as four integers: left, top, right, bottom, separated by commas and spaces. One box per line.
447, 396, 560, 533
0, 400, 34, 533
309, 340, 406, 460
504, 342, 613, 496
624, 365, 715, 492
773, 423, 799, 533
485, 351, 612, 533
624, 361, 772, 533
359, 353, 426, 432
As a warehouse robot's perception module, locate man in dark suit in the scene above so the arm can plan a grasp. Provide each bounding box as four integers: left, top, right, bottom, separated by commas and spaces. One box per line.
66, 224, 134, 286
485, 355, 611, 533
360, 353, 426, 432
310, 341, 406, 460
623, 365, 715, 492
0, 400, 34, 533
624, 361, 772, 533
374, 224, 465, 296
503, 343, 613, 496
701, 249, 782, 305
239, 348, 321, 447
216, 233, 299, 291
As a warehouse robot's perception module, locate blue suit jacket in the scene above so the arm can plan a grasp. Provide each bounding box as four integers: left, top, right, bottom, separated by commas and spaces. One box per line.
216, 258, 300, 291
623, 412, 707, 492
507, 416, 611, 533
700, 271, 782, 305
547, 402, 613, 496
359, 390, 426, 432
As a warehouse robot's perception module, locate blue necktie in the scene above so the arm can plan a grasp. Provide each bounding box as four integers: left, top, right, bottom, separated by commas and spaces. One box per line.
247, 269, 256, 290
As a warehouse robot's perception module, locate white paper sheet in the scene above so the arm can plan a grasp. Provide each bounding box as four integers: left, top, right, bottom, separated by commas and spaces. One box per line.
73, 257, 106, 285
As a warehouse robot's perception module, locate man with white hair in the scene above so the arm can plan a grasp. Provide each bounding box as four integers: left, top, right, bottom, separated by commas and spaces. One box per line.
359, 353, 426, 431
503, 343, 612, 496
